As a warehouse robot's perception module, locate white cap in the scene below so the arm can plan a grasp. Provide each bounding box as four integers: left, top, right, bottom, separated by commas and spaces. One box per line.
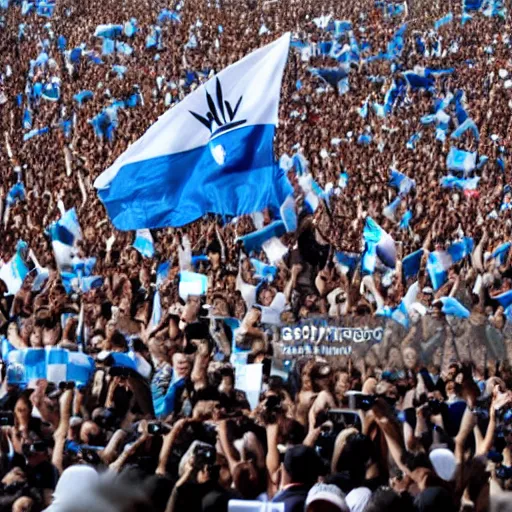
346, 487, 372, 512
429, 448, 457, 481
306, 483, 349, 512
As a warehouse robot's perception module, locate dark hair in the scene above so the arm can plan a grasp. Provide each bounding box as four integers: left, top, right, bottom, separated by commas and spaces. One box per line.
336, 433, 374, 481
110, 331, 128, 350
364, 487, 411, 512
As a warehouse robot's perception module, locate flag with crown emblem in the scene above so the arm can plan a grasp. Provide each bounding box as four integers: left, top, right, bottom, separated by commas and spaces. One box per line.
95, 34, 292, 230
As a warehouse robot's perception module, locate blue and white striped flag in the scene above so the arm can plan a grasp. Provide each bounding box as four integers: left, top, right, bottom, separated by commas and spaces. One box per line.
94, 24, 123, 38
238, 220, 286, 253
362, 217, 396, 272
95, 34, 292, 230
377, 301, 409, 328
427, 238, 473, 290
7, 347, 94, 386
440, 175, 480, 190
451, 118, 479, 141
434, 12, 453, 30
133, 229, 155, 258
446, 147, 477, 173
0, 242, 30, 295
250, 258, 277, 282
48, 208, 82, 270
179, 270, 208, 300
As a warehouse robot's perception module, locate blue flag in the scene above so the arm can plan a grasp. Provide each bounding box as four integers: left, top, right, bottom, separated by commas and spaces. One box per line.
94, 34, 292, 230
434, 12, 453, 30
439, 297, 470, 318
238, 220, 286, 253
451, 117, 479, 141
133, 229, 155, 258
492, 242, 511, 265
446, 147, 477, 173
440, 175, 480, 190
94, 24, 123, 38
403, 249, 423, 279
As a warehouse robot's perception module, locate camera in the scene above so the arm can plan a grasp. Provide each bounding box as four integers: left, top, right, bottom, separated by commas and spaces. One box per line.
348, 392, 376, 412
22, 441, 47, 456
424, 399, 444, 417
193, 444, 217, 470
496, 465, 512, 480
497, 405, 512, 424
148, 422, 171, 436
0, 412, 14, 427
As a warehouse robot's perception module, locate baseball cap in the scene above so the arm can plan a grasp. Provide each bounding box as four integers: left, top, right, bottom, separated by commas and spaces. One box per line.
305, 483, 349, 512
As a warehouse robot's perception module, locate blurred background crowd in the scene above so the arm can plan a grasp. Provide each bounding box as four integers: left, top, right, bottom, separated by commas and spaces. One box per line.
1, 0, 512, 510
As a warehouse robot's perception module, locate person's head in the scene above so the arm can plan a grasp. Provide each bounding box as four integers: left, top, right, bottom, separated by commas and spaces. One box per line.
335, 433, 374, 481
258, 286, 275, 307
364, 487, 410, 512
334, 370, 350, 399
110, 330, 128, 352
29, 325, 43, 348
402, 346, 418, 371
282, 445, 322, 488
232, 461, 260, 499
80, 420, 102, 445
305, 483, 349, 512
14, 394, 32, 426
7, 322, 19, 339
172, 352, 191, 378
211, 294, 230, 317
206, 240, 221, 267
181, 295, 201, 326
311, 363, 333, 392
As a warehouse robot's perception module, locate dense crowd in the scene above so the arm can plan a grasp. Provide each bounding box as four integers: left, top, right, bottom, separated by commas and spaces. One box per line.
1, 0, 512, 510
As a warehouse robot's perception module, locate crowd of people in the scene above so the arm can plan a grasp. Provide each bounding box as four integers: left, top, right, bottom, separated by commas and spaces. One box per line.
1, 0, 512, 510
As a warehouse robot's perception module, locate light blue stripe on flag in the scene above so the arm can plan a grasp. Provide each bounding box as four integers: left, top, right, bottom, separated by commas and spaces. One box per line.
133, 229, 155, 258
440, 175, 480, 190
179, 271, 208, 300
492, 242, 511, 265
250, 258, 277, 281
238, 220, 286, 253
434, 12, 453, 30
427, 251, 451, 290
439, 297, 470, 318
494, 289, 512, 308
446, 147, 477, 172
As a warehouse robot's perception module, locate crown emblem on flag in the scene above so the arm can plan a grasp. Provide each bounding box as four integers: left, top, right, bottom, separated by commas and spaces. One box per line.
189, 78, 247, 137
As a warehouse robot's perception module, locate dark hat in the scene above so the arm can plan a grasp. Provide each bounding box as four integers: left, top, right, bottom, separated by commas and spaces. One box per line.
283, 445, 322, 486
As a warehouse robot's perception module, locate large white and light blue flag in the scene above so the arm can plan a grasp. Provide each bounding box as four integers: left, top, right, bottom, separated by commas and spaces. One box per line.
6, 347, 95, 387
0, 241, 30, 295
95, 34, 292, 230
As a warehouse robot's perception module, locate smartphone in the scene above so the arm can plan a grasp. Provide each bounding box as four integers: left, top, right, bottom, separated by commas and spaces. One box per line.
327, 409, 362, 431
0, 412, 14, 427
347, 392, 376, 411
